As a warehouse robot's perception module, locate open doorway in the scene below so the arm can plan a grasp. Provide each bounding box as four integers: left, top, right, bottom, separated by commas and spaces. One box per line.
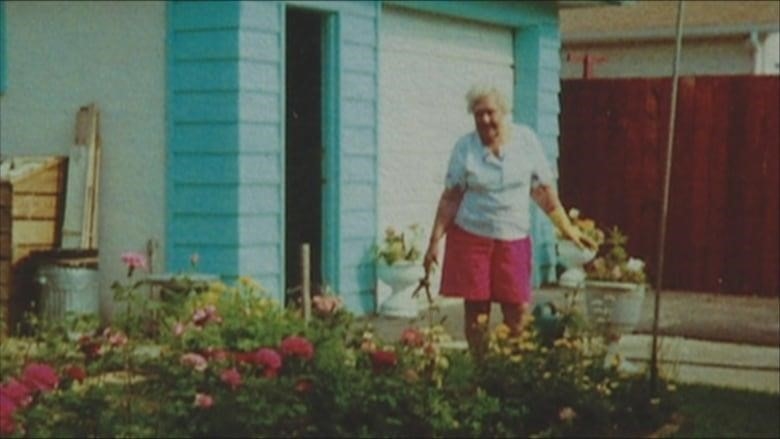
285, 8, 324, 298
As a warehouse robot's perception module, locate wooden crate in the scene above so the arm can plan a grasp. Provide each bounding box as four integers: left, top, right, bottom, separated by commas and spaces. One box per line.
0, 156, 68, 265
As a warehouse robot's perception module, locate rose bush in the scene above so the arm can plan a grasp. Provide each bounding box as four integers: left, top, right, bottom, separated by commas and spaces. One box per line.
0, 254, 676, 437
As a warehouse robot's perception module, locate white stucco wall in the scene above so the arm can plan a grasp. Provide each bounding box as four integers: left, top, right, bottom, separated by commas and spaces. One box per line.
759, 32, 780, 74
561, 37, 756, 79
378, 6, 513, 305
0, 1, 167, 319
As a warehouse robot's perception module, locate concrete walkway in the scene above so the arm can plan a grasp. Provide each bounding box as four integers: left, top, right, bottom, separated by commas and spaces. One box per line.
366, 287, 780, 394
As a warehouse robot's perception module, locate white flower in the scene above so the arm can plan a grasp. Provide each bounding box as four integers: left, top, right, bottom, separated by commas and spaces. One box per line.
568, 208, 580, 220
625, 258, 645, 272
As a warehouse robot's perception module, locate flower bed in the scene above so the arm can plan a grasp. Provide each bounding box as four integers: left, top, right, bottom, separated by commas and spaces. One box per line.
1, 266, 677, 437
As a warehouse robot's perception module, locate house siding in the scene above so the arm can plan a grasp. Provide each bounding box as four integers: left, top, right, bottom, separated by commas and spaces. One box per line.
515, 23, 562, 285
168, 1, 285, 296
168, 1, 379, 310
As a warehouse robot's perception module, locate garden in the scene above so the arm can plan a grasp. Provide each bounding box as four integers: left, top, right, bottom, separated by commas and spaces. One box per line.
0, 246, 682, 438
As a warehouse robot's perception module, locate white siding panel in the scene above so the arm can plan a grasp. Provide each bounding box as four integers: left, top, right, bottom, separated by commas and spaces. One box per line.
239, 30, 281, 62
378, 6, 514, 236
239, 61, 280, 92
239, 123, 280, 152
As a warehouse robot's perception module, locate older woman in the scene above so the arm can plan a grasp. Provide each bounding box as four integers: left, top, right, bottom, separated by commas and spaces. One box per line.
423, 85, 596, 356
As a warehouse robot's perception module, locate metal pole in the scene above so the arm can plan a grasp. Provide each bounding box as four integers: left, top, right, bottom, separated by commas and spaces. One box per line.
651, 0, 686, 391
301, 243, 311, 324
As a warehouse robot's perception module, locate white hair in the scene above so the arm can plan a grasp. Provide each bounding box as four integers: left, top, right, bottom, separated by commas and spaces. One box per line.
465, 84, 512, 114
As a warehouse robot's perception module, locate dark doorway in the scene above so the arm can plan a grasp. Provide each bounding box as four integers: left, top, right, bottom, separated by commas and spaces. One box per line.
285, 9, 323, 298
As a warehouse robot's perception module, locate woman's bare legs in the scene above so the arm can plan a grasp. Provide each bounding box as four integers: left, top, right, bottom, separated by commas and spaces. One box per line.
464, 300, 491, 358
500, 302, 527, 337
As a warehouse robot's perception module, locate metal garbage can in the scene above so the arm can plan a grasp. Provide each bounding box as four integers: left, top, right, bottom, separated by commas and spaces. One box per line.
35, 250, 99, 321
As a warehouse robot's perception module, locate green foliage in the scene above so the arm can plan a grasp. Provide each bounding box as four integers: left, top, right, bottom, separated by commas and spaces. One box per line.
1, 272, 678, 438
373, 224, 424, 265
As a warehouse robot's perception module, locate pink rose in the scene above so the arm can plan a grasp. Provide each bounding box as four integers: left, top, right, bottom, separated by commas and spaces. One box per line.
120, 252, 147, 269
400, 327, 425, 348
103, 328, 128, 348
193, 392, 214, 409
192, 305, 222, 326
0, 394, 17, 436
220, 368, 242, 390
252, 348, 283, 378
280, 335, 315, 360
22, 363, 59, 393
173, 322, 186, 337
0, 378, 33, 407
203, 347, 229, 362
312, 295, 342, 316
180, 353, 208, 372
121, 251, 147, 276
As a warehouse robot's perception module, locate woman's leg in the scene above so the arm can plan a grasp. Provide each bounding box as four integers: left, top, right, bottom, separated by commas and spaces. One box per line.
500, 302, 528, 336
464, 300, 492, 358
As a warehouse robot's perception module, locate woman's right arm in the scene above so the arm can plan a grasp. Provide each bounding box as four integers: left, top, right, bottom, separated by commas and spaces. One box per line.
423, 187, 464, 273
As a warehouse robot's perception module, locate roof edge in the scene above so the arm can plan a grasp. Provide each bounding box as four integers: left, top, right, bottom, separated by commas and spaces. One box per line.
564, 22, 780, 43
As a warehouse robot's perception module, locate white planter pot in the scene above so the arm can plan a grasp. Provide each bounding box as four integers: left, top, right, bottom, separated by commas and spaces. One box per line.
584, 280, 646, 336
556, 240, 596, 288
376, 261, 424, 318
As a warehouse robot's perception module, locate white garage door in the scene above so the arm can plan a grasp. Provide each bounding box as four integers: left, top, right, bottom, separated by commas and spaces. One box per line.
378, 6, 514, 249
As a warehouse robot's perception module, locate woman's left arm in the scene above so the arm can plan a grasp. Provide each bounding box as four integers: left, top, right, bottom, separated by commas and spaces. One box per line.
531, 184, 597, 251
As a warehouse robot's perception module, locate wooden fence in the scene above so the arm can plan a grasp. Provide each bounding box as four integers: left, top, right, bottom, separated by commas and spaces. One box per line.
559, 76, 779, 297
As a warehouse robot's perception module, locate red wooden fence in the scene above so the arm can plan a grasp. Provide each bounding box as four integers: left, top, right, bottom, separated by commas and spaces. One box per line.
559, 76, 779, 297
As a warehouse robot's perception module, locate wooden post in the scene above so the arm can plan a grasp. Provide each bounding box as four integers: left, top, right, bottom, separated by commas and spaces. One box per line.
301, 243, 311, 324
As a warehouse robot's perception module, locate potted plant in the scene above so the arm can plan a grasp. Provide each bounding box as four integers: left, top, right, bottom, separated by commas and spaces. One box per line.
555, 209, 605, 287
583, 226, 647, 370
373, 224, 425, 318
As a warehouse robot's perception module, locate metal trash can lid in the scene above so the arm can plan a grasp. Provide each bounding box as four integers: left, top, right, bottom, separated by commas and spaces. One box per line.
30, 249, 99, 268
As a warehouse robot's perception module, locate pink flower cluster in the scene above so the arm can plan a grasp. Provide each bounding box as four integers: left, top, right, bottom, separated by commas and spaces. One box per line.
176, 335, 317, 410
0, 363, 63, 435
120, 251, 147, 276
280, 335, 315, 360
78, 327, 129, 361
400, 327, 425, 348
312, 294, 342, 316
192, 305, 222, 327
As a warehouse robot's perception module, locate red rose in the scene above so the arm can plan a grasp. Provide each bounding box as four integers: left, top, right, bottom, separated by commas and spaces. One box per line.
22, 363, 59, 393
280, 335, 315, 360
63, 365, 87, 383
220, 368, 242, 390
252, 348, 283, 378
0, 378, 32, 407
370, 349, 398, 373
295, 378, 314, 394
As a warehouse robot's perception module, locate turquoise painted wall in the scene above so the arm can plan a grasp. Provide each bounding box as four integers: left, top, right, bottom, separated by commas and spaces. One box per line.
167, 1, 380, 311
167, 0, 561, 313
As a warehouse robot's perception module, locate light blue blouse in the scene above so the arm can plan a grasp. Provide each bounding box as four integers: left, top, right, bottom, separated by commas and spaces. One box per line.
444, 123, 554, 240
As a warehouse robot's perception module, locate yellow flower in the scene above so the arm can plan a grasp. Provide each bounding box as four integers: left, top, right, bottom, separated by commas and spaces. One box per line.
476, 314, 488, 325
494, 324, 511, 340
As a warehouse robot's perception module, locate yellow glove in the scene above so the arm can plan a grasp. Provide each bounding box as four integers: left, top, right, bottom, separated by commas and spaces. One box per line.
549, 206, 597, 251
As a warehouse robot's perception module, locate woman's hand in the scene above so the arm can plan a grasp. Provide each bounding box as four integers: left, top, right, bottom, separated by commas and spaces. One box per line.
561, 224, 598, 251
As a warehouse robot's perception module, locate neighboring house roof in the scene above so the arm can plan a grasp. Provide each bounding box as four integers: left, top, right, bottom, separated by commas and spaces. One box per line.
561, 0, 780, 42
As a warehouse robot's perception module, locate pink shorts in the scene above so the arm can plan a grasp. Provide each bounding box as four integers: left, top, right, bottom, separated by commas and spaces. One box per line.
439, 225, 533, 305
